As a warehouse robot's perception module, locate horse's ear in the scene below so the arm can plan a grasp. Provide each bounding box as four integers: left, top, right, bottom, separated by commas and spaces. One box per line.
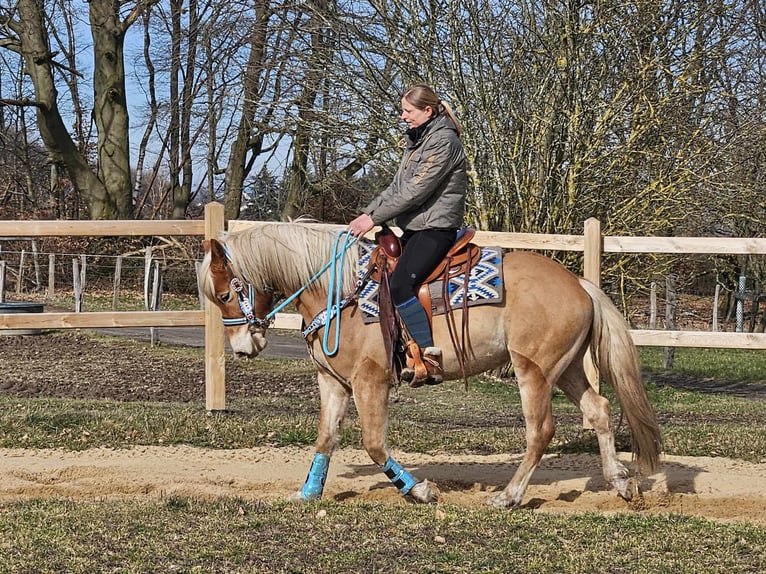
205, 238, 228, 271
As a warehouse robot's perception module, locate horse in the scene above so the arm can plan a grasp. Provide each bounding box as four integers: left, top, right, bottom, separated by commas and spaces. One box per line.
199, 220, 662, 508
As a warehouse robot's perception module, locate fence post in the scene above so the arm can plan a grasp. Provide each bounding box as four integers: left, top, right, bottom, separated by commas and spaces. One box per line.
664, 274, 677, 369
31, 239, 41, 290
112, 256, 123, 311
16, 249, 25, 294
583, 218, 602, 428
48, 254, 55, 300
204, 202, 226, 411
73, 258, 83, 312
712, 283, 720, 332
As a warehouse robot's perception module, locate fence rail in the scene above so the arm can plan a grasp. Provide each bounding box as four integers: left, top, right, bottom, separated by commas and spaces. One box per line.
0, 220, 206, 237
1, 207, 765, 411
0, 310, 204, 329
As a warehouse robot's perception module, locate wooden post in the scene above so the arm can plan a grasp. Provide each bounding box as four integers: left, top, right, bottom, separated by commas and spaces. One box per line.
582, 218, 602, 428
0, 261, 5, 302
583, 218, 602, 289
649, 282, 657, 329
16, 249, 25, 294
48, 254, 55, 300
204, 202, 226, 411
712, 283, 720, 332
112, 256, 123, 311
663, 274, 677, 370
194, 260, 205, 310
80, 254, 87, 296
31, 239, 41, 290
73, 258, 83, 312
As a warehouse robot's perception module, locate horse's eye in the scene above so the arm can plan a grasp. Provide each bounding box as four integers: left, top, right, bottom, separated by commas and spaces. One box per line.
218, 292, 232, 304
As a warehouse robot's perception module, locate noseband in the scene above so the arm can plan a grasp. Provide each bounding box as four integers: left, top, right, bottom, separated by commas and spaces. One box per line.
219, 244, 277, 332
224, 276, 275, 331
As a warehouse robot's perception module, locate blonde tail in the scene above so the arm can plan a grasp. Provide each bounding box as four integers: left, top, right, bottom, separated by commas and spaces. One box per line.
580, 279, 662, 473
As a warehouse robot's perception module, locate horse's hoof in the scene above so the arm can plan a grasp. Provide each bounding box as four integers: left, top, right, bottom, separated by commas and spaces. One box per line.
408, 480, 439, 504
287, 490, 307, 503
614, 476, 638, 502
487, 492, 520, 509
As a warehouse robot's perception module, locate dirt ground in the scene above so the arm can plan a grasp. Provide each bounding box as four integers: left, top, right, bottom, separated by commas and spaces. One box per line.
1, 332, 766, 526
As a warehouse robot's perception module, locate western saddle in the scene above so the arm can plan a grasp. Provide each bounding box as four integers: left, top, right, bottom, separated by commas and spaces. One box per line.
366, 226, 479, 384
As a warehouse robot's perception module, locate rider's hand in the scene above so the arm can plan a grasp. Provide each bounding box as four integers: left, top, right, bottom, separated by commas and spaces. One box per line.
348, 213, 375, 237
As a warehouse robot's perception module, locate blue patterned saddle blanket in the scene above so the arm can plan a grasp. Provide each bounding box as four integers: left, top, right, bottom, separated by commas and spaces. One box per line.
357, 240, 504, 323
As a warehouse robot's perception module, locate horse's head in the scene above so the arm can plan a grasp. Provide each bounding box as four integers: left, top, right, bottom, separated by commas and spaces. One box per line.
201, 238, 271, 358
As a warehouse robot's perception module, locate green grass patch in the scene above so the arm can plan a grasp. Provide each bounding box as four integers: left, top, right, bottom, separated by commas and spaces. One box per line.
0, 497, 763, 573
640, 346, 766, 382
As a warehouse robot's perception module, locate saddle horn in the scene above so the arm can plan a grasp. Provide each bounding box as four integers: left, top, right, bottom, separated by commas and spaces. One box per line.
375, 224, 401, 258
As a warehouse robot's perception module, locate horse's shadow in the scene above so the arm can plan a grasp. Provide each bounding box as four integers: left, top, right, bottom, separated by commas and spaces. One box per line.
333, 457, 707, 507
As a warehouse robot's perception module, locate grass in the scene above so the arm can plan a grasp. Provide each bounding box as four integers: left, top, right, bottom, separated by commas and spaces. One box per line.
0, 498, 760, 573
0, 498, 764, 573
2, 341, 766, 572
640, 346, 766, 382
2, 346, 766, 461
7, 288, 200, 312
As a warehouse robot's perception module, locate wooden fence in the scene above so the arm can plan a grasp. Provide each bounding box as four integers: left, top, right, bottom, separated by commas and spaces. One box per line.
0, 204, 226, 410
1, 203, 765, 411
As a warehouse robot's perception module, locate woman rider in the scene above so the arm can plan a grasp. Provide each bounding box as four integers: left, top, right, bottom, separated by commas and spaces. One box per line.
348, 84, 467, 386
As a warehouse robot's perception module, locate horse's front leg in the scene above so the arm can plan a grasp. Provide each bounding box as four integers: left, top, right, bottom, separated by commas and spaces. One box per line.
289, 369, 350, 502
352, 357, 439, 504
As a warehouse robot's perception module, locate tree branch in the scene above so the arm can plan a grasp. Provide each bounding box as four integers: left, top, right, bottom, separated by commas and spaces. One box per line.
121, 0, 161, 32
0, 97, 45, 109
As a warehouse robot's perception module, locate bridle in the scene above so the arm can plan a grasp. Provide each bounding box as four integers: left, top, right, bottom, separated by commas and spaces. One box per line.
218, 231, 359, 356
223, 275, 276, 331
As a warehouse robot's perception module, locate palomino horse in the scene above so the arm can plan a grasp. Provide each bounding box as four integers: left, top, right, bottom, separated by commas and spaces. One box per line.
200, 221, 662, 508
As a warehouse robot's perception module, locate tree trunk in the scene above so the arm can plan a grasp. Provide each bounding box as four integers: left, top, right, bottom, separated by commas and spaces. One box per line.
282, 0, 330, 221
173, 0, 200, 219
223, 0, 271, 221
14, 0, 110, 218
89, 0, 134, 219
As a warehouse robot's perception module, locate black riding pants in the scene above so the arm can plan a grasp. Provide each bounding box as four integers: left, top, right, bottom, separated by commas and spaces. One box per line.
389, 229, 457, 305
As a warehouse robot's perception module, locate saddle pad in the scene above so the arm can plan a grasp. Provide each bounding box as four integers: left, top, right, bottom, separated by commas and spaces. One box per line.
357, 240, 504, 323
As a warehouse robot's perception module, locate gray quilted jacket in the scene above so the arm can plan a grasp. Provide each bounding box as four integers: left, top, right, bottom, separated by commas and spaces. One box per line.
363, 113, 467, 231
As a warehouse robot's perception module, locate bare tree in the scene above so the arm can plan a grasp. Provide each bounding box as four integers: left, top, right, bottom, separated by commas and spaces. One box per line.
2, 0, 765, 243
223, 0, 275, 221
0, 0, 158, 218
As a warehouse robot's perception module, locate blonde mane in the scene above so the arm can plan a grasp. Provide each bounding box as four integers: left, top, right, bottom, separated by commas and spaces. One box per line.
219, 221, 360, 295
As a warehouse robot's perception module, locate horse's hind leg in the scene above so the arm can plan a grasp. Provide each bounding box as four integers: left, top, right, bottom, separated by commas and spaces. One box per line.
352, 357, 438, 504
489, 351, 555, 509
290, 369, 350, 501
556, 361, 635, 501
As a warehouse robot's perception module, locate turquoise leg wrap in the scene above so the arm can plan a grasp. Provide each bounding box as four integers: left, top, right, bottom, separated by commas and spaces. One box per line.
396, 297, 434, 348
300, 453, 330, 500
380, 456, 418, 495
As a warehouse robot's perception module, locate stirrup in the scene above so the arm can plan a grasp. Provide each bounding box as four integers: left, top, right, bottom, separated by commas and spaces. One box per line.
403, 342, 443, 388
